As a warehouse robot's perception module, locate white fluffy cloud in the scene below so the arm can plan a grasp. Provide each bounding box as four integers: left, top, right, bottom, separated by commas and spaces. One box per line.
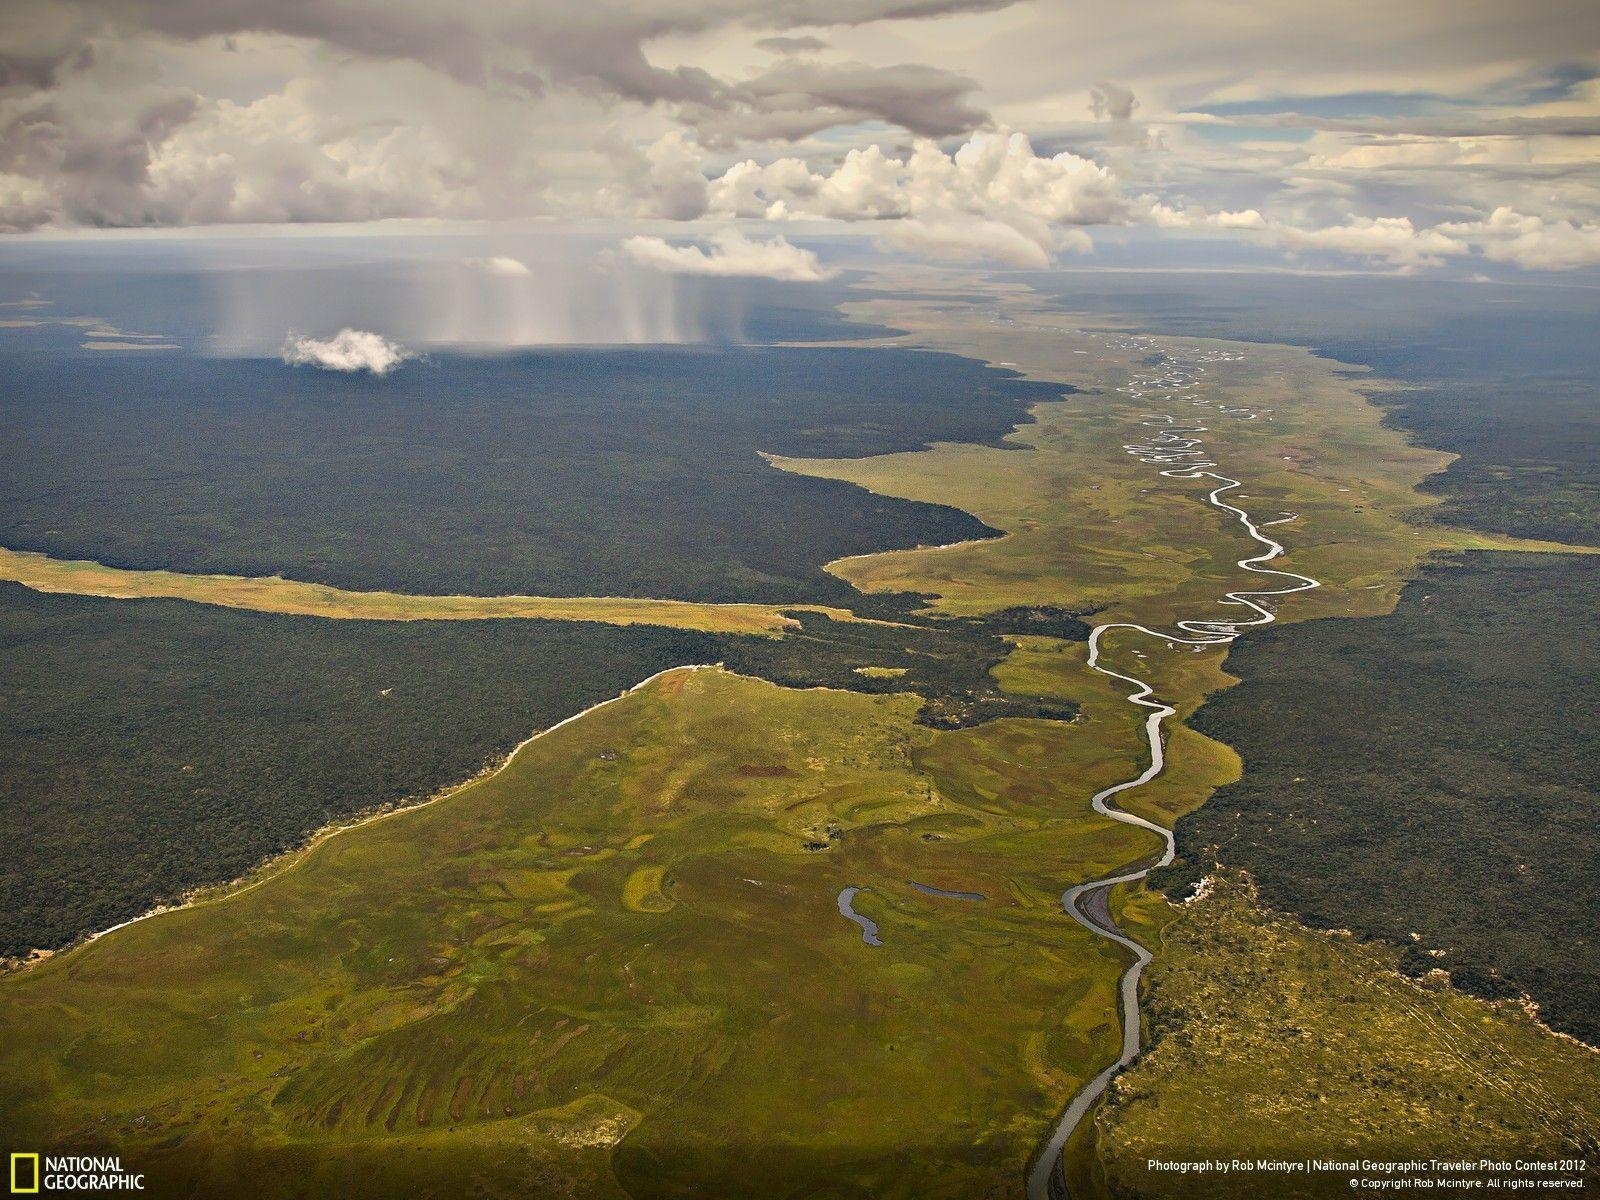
708, 129, 1130, 266
1439, 207, 1600, 270
619, 228, 834, 280
1275, 215, 1469, 270
1260, 207, 1600, 273
282, 329, 416, 375
1149, 203, 1268, 230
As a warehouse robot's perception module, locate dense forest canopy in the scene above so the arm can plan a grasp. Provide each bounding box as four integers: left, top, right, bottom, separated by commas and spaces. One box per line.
0, 342, 1063, 604
1159, 552, 1600, 1044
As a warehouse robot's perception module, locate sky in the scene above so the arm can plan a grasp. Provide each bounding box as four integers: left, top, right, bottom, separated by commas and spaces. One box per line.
2, 0, 1599, 276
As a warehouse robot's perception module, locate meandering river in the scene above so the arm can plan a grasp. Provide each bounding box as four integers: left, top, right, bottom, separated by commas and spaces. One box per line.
1025, 336, 1322, 1200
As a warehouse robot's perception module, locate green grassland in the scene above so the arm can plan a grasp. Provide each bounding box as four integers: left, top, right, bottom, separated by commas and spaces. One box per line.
0, 545, 855, 636
1, 667, 1152, 1199
0, 584, 1081, 958
773, 288, 1574, 634
0, 585, 729, 958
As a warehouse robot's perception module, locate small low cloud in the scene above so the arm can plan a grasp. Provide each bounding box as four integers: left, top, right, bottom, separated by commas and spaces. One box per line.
618, 229, 835, 281
465, 255, 534, 276
1150, 203, 1268, 230
282, 329, 416, 375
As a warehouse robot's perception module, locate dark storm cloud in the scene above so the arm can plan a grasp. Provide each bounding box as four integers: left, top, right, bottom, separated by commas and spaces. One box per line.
0, 31, 204, 230
0, 49, 77, 91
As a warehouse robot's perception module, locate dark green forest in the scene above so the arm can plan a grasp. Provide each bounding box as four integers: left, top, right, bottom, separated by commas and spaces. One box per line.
0, 585, 1083, 956
1379, 377, 1599, 548
717, 604, 1086, 730
0, 346, 1064, 605
1156, 552, 1600, 1044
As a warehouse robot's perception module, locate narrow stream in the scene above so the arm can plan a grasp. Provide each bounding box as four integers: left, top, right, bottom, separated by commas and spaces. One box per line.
908, 881, 987, 902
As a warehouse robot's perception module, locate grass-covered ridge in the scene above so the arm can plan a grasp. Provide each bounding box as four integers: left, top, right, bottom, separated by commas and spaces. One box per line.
0, 545, 863, 636
0, 667, 1148, 1199
0, 584, 721, 957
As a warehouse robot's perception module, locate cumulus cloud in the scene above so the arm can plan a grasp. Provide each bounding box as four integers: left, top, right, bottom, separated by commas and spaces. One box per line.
618, 228, 835, 281
0, 0, 1019, 234
0, 38, 202, 229
1300, 134, 1545, 171
1275, 215, 1470, 270
1213, 209, 1269, 230
637, 129, 711, 221
1439, 206, 1600, 270
709, 129, 1130, 265
0, 48, 543, 229
1182, 204, 1600, 273
282, 328, 416, 375
1089, 80, 1138, 123
0, 0, 1013, 233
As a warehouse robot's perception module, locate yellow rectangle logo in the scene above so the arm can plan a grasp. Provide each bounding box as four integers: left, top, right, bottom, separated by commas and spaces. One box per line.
9, 1153, 39, 1194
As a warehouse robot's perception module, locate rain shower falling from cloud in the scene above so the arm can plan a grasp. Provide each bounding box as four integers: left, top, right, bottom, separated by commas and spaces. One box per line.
208, 234, 738, 356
